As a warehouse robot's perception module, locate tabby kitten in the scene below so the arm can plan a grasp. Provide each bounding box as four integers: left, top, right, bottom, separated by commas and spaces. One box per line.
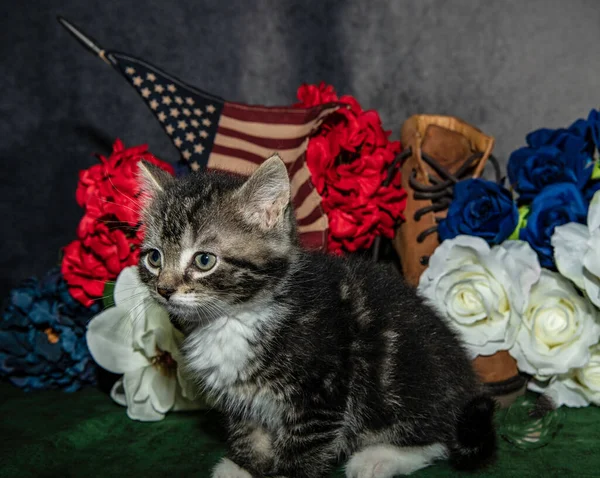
136, 155, 496, 478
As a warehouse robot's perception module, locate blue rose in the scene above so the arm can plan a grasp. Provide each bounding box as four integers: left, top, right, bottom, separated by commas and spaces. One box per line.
519, 183, 587, 269
526, 109, 600, 156
0, 268, 100, 392
509, 109, 600, 202
438, 179, 519, 245
508, 144, 592, 202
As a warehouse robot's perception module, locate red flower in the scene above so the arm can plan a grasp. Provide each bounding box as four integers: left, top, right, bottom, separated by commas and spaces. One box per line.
63, 139, 174, 306
61, 241, 110, 307
295, 82, 338, 107
297, 82, 406, 254
305, 136, 335, 194
328, 203, 380, 253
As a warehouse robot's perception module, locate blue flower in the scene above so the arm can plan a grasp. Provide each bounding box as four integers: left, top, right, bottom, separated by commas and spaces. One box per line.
519, 183, 587, 269
508, 109, 600, 202
0, 267, 100, 392
526, 109, 600, 156
438, 179, 518, 245
507, 145, 592, 202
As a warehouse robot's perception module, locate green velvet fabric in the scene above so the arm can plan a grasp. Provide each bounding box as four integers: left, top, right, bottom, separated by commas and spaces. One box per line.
1, 383, 599, 477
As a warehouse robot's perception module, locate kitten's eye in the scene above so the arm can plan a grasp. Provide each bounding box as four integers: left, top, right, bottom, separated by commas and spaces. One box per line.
194, 252, 217, 271
147, 249, 162, 268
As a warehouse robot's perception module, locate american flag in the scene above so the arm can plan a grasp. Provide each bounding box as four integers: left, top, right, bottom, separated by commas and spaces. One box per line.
58, 17, 339, 251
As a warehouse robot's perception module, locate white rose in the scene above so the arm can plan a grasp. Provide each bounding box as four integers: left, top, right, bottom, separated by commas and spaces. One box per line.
418, 236, 541, 358
510, 269, 600, 377
553, 189, 600, 307
528, 343, 600, 407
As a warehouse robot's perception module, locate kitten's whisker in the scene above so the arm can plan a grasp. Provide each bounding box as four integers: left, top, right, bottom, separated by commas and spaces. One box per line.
106, 173, 142, 209
94, 195, 142, 216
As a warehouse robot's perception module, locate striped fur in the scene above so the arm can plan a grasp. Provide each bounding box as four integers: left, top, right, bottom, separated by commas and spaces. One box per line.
137, 157, 496, 478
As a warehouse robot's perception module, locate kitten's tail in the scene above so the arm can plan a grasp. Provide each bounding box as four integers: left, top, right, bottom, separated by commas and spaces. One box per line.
450, 395, 497, 470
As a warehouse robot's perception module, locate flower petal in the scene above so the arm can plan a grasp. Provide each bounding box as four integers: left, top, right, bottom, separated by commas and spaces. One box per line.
132, 303, 171, 353
588, 189, 600, 233
114, 266, 148, 308
138, 329, 159, 358
133, 365, 156, 403
150, 370, 177, 413
110, 377, 127, 407
551, 223, 589, 289
86, 307, 148, 373
123, 368, 165, 421
493, 240, 541, 313
126, 397, 166, 421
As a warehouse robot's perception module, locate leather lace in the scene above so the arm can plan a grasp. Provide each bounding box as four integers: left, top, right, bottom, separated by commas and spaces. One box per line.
381, 147, 502, 265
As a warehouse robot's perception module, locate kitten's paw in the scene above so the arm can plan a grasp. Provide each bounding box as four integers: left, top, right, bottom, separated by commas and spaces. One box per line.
212, 458, 253, 478
346, 444, 446, 478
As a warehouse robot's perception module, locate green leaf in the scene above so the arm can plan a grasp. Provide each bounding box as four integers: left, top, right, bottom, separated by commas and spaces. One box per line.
591, 157, 600, 180
499, 395, 564, 450
508, 205, 530, 240
102, 281, 116, 309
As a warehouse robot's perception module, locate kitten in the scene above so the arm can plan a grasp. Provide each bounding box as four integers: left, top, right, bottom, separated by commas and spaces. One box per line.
136, 154, 496, 478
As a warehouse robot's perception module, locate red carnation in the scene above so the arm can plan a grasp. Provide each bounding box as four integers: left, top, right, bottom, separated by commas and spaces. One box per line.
297, 83, 405, 254
295, 82, 338, 107
62, 139, 174, 306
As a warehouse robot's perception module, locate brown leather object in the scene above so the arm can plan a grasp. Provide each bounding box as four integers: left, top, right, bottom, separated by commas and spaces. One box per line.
392, 115, 525, 406
394, 115, 494, 286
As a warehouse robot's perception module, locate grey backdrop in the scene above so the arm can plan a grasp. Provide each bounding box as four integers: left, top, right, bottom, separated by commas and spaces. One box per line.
2, 0, 599, 297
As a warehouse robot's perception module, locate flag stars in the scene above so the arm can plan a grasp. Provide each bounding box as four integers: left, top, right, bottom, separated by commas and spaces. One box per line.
132, 76, 143, 86
185, 97, 194, 105
202, 118, 212, 127
190, 119, 200, 128
170, 108, 180, 118
175, 96, 183, 105
149, 99, 159, 110
206, 105, 216, 114
162, 96, 172, 105
158, 112, 167, 122
125, 67, 135, 75
190, 161, 200, 171
166, 125, 175, 135
146, 73, 156, 82
194, 144, 205, 154
183, 108, 191, 116
193, 108, 202, 116
141, 87, 151, 98
182, 150, 192, 160
200, 130, 209, 138
154, 84, 165, 93
174, 137, 183, 147
185, 132, 196, 142
178, 120, 188, 130
167, 84, 176, 92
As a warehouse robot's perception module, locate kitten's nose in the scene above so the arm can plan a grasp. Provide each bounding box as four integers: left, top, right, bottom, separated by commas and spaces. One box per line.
157, 287, 175, 300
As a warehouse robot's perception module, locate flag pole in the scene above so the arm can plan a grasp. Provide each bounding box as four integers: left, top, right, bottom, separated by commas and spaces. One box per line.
57, 16, 117, 67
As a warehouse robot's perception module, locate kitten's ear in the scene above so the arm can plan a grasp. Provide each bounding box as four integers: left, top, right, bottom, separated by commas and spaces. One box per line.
236, 154, 291, 229
137, 161, 173, 196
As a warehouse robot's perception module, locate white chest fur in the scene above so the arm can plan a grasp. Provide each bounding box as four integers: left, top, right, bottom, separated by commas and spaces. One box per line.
183, 308, 284, 427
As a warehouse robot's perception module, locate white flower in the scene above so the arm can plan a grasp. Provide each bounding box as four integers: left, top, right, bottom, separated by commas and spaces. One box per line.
86, 266, 206, 421
418, 235, 541, 358
528, 343, 600, 407
509, 269, 600, 378
552, 189, 600, 307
